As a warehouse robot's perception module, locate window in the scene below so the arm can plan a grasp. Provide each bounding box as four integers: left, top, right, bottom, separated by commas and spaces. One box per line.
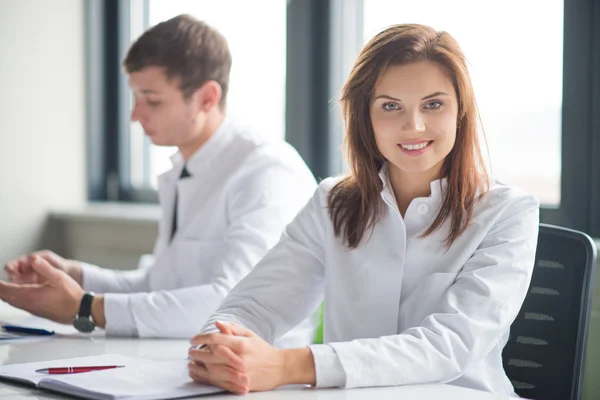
89, 0, 600, 236
363, 0, 564, 206
127, 0, 287, 190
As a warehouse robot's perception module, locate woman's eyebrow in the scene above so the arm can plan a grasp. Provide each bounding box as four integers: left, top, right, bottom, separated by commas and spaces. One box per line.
373, 91, 450, 102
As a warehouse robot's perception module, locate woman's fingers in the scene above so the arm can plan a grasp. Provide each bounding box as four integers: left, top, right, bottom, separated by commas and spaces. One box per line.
188, 345, 245, 372
207, 363, 248, 387
188, 361, 210, 384
188, 361, 249, 395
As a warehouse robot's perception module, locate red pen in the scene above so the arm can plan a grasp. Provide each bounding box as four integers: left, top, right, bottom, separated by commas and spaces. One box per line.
35, 365, 125, 374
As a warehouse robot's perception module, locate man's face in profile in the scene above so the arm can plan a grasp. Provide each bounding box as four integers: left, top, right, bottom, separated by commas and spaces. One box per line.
128, 66, 200, 148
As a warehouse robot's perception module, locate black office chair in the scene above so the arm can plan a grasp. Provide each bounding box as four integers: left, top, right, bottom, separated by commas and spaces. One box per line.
502, 223, 597, 400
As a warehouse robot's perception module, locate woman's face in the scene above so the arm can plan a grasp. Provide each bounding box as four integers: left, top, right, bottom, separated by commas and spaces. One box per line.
370, 61, 459, 178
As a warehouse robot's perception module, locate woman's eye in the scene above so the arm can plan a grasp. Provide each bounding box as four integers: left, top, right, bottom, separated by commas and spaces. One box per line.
147, 100, 161, 107
382, 102, 399, 111
425, 100, 442, 110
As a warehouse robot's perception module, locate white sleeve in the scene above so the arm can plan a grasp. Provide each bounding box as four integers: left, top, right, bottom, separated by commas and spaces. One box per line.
85, 254, 155, 336
102, 285, 228, 337
198, 183, 329, 345
81, 237, 157, 294
326, 195, 540, 388
309, 344, 346, 387
102, 157, 318, 338
81, 262, 150, 294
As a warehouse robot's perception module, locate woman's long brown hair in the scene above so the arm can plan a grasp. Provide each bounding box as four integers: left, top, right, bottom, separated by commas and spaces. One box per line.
328, 24, 489, 249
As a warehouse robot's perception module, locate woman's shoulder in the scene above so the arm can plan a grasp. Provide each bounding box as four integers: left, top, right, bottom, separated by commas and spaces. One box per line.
479, 179, 540, 218
301, 175, 348, 217
317, 175, 347, 193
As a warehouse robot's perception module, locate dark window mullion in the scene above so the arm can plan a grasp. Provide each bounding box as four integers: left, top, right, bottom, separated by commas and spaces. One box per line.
589, 0, 600, 236
559, 0, 594, 233
285, 0, 331, 180
85, 0, 106, 201
117, 0, 132, 198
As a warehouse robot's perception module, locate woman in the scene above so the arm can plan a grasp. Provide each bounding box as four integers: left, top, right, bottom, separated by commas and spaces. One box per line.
187, 23, 539, 396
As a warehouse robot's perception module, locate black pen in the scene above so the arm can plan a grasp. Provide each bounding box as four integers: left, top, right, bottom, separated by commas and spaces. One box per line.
1, 325, 55, 336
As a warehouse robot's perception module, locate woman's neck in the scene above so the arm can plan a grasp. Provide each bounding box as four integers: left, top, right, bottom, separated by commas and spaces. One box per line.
388, 162, 443, 216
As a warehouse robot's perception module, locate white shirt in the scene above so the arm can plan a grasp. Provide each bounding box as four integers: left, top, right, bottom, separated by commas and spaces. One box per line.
199, 167, 540, 395
81, 118, 319, 347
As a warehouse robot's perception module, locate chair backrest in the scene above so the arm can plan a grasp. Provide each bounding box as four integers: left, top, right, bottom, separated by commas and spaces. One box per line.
502, 223, 597, 400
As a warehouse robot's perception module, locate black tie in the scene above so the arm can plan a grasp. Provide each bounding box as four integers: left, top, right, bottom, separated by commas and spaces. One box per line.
170, 166, 191, 242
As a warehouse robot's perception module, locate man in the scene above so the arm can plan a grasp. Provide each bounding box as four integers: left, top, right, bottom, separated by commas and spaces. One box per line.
0, 14, 317, 347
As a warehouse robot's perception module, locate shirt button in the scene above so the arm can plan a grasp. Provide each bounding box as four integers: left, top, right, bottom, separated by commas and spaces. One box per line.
417, 203, 429, 214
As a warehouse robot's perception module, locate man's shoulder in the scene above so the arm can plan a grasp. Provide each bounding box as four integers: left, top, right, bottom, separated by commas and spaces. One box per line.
226, 123, 311, 175
228, 124, 297, 159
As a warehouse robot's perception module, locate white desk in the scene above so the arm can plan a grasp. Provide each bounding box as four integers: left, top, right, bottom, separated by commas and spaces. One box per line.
0, 302, 510, 400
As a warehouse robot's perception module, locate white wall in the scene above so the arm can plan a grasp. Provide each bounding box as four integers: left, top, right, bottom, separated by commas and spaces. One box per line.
0, 0, 86, 271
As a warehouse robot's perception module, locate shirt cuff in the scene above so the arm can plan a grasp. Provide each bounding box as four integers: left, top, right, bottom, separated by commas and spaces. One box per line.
102, 293, 139, 337
81, 262, 111, 293
308, 344, 346, 388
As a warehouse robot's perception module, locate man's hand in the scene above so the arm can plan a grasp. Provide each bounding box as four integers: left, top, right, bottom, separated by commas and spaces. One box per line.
4, 250, 83, 286
0, 256, 85, 324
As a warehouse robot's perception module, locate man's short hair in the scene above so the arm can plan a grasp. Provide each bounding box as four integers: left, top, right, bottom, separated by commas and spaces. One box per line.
124, 14, 232, 107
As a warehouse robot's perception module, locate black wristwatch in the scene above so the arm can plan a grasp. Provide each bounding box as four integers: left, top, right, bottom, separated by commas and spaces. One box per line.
73, 292, 96, 333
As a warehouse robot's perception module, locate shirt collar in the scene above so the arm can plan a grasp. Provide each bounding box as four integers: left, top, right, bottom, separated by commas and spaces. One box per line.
169, 117, 234, 176
378, 162, 448, 200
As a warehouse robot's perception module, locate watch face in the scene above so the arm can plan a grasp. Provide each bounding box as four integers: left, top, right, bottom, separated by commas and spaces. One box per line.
73, 317, 95, 333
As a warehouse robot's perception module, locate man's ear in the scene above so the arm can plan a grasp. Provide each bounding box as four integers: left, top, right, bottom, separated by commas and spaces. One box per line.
193, 81, 222, 113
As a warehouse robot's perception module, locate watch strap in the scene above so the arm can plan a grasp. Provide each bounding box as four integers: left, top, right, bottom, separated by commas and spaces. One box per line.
78, 292, 94, 319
